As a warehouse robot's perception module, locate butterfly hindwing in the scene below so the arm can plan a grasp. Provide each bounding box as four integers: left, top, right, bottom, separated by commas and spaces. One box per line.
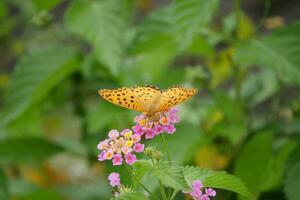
98, 86, 161, 112
156, 86, 198, 112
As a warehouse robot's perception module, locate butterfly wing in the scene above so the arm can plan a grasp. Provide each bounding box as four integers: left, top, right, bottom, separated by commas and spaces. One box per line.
155, 86, 198, 112
98, 86, 161, 112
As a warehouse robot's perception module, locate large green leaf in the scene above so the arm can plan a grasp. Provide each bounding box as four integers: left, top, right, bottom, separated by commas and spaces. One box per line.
234, 132, 273, 198
0, 168, 9, 200
235, 22, 300, 85
182, 166, 251, 197
0, 137, 64, 164
65, 0, 127, 74
1, 46, 77, 127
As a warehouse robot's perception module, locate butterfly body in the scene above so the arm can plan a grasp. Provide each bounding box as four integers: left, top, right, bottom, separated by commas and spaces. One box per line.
98, 85, 197, 116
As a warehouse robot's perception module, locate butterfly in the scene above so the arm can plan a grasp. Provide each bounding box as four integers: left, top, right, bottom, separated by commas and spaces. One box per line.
98, 85, 198, 116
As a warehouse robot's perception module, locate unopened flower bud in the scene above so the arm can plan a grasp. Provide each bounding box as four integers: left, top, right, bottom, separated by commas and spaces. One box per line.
144, 147, 162, 161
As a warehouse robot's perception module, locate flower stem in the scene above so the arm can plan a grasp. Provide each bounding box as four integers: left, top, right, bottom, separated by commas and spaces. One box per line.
169, 190, 179, 200
159, 180, 168, 200
124, 164, 160, 200
160, 134, 172, 166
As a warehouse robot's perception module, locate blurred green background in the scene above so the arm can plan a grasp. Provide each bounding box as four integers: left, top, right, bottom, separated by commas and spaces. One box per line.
0, 0, 300, 199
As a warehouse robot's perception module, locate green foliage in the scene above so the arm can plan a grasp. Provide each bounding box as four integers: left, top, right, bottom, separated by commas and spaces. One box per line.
133, 161, 250, 197
152, 164, 188, 190
1, 46, 78, 127
65, 0, 127, 75
0, 137, 64, 164
234, 133, 296, 199
112, 192, 148, 200
0, 168, 9, 200
1, 0, 300, 199
284, 145, 300, 200
182, 166, 251, 197
235, 22, 300, 85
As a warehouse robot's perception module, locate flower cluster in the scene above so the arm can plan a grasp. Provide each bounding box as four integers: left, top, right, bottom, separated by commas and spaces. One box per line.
97, 129, 145, 165
132, 108, 179, 139
185, 180, 216, 200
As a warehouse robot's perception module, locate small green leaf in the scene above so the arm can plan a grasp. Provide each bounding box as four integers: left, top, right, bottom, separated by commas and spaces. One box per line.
112, 192, 148, 200
0, 137, 64, 164
0, 168, 9, 200
182, 166, 251, 197
1, 46, 77, 126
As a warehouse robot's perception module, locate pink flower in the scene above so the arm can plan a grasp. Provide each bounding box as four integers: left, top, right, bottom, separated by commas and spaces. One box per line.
120, 129, 132, 136
131, 134, 141, 143
133, 143, 145, 153
98, 151, 106, 161
163, 124, 176, 134
192, 180, 203, 190
97, 140, 108, 150
169, 114, 180, 123
121, 146, 132, 154
104, 149, 114, 160
134, 114, 144, 123
159, 116, 169, 125
108, 172, 121, 187
132, 124, 145, 136
125, 153, 137, 165
200, 194, 209, 200
190, 189, 202, 199
205, 188, 216, 197
112, 154, 123, 166
186, 179, 216, 200
145, 129, 155, 139
108, 130, 119, 139
154, 124, 163, 135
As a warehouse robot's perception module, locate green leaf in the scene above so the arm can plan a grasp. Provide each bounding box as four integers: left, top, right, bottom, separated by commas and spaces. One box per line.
241, 68, 279, 106
235, 22, 300, 85
0, 168, 9, 200
112, 192, 148, 200
134, 0, 219, 51
65, 0, 126, 75
132, 160, 152, 182
234, 132, 273, 198
0, 137, 64, 164
182, 166, 251, 197
173, 0, 219, 50
32, 0, 62, 10
1, 46, 77, 127
284, 144, 300, 200
152, 164, 188, 191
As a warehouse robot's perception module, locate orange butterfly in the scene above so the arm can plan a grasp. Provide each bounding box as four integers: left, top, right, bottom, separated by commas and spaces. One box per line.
98, 85, 197, 116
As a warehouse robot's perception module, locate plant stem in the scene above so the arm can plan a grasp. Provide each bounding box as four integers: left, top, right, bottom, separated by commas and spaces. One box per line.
160, 134, 172, 166
169, 190, 179, 200
124, 164, 160, 200
159, 180, 168, 200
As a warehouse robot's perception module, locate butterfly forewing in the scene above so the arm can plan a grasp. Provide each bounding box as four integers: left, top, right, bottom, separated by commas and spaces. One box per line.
155, 86, 198, 112
98, 86, 161, 112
